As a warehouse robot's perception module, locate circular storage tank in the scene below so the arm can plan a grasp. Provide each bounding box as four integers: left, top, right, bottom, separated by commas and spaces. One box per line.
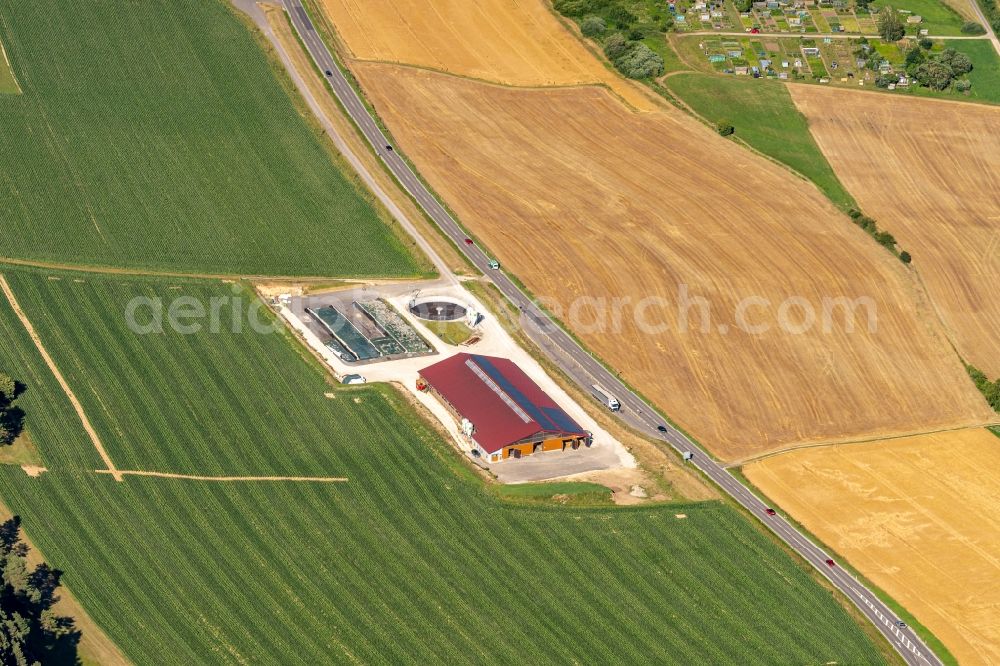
409, 299, 467, 322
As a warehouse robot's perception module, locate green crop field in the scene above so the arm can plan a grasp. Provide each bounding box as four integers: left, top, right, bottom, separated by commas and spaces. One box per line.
664, 73, 857, 210
0, 0, 423, 277
0, 38, 18, 94
0, 267, 888, 664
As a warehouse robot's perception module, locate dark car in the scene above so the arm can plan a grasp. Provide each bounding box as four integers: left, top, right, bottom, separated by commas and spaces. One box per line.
657, 425, 667, 433
825, 559, 835, 567
385, 145, 393, 152
324, 70, 332, 76
765, 508, 776, 516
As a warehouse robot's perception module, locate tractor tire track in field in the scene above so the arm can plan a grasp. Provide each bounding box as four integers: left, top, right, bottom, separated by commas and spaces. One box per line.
95, 470, 348, 483
0, 273, 123, 481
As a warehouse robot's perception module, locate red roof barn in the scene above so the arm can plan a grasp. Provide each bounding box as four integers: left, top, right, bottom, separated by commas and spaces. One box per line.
418, 353, 590, 462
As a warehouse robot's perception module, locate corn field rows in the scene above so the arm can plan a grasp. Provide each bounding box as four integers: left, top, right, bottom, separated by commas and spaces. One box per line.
0, 0, 420, 278
0, 268, 887, 664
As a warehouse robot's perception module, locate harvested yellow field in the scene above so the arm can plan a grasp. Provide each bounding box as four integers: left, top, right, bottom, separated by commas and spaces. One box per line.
354, 63, 993, 461
791, 86, 1000, 378
745, 428, 1000, 665
317, 0, 656, 109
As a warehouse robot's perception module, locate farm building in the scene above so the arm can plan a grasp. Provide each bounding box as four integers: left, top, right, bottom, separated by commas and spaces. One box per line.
418, 353, 591, 462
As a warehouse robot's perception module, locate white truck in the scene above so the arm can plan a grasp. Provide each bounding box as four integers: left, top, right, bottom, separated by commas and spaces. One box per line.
591, 384, 621, 412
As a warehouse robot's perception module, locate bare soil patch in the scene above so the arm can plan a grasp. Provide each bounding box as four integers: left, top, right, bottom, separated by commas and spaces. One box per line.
353, 63, 992, 461
745, 427, 1000, 665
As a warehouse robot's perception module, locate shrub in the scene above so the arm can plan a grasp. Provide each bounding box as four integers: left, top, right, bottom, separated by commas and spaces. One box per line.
918, 37, 933, 49
716, 122, 735, 136
961, 21, 986, 34
581, 15, 607, 37
608, 5, 638, 27
613, 42, 665, 78
875, 72, 900, 88
899, 250, 912, 264
955, 78, 972, 92
628, 27, 645, 40
874, 230, 897, 249
603, 32, 630, 59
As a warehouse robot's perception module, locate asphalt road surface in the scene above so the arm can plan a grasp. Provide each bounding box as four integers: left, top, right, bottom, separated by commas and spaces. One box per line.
280, 2, 942, 663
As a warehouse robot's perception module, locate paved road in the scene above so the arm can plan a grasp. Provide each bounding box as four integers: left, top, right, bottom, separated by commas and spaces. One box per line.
684, 29, 992, 39
280, 2, 942, 663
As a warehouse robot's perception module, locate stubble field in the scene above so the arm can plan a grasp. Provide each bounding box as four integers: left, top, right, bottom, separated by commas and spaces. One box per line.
0, 267, 887, 664
791, 86, 1000, 378
744, 427, 1000, 665
353, 62, 992, 461
315, 0, 656, 109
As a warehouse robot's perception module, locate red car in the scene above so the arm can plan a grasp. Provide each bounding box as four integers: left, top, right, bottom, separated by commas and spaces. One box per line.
825, 559, 836, 567
765, 508, 776, 516
464, 238, 474, 245
750, 27, 760, 34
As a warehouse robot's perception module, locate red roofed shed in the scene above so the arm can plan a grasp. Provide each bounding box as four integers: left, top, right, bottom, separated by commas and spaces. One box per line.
418, 353, 590, 462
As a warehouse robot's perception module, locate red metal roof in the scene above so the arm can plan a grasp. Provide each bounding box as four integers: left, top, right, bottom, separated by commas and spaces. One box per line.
419, 353, 587, 453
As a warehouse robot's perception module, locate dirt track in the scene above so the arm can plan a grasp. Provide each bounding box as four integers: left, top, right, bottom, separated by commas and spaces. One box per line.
745, 428, 1000, 665
790, 86, 1000, 378
0, 274, 122, 480
317, 0, 657, 110
352, 63, 993, 461
95, 470, 347, 482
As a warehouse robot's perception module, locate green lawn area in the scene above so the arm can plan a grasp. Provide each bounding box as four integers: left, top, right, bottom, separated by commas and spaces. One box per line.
0, 0, 424, 277
870, 0, 968, 35
664, 73, 858, 210
492, 481, 615, 507
0, 267, 889, 664
0, 39, 18, 94
421, 318, 474, 346
941, 39, 1000, 102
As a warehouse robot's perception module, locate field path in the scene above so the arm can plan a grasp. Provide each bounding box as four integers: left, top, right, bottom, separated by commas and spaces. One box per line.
95, 470, 347, 483
0, 274, 122, 481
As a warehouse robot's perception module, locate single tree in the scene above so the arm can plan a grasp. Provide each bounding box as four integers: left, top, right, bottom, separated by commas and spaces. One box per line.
877, 7, 905, 41
899, 251, 912, 264
0, 374, 14, 403
0, 518, 80, 664
716, 122, 735, 136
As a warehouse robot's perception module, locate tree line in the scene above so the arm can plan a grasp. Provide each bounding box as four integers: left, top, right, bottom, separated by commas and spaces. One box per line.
968, 365, 1000, 412
847, 209, 911, 263
0, 517, 80, 665
554, 0, 667, 79
0, 374, 24, 447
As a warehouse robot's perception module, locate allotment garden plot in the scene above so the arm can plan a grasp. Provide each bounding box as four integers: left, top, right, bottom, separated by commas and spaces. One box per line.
0, 267, 887, 664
